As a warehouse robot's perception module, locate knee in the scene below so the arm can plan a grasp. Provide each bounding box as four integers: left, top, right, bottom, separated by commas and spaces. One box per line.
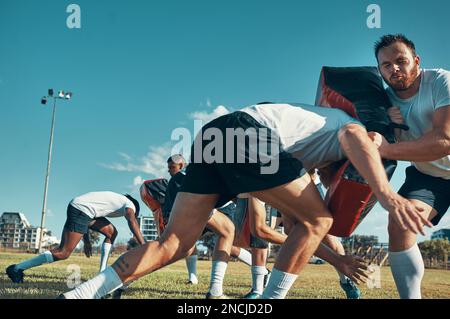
388, 217, 407, 237
305, 215, 333, 237
217, 221, 235, 239
52, 249, 71, 261
109, 226, 118, 243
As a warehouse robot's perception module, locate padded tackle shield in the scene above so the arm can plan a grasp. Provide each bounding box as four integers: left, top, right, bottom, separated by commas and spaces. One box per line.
233, 197, 269, 249
139, 178, 169, 236
315, 66, 397, 237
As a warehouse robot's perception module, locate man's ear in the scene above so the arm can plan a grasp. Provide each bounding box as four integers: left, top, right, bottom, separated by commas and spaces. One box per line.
414, 55, 421, 67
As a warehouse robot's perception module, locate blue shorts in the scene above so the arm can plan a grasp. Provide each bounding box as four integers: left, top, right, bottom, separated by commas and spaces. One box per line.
398, 166, 450, 226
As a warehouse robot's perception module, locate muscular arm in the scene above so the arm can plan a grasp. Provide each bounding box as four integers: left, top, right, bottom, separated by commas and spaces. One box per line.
125, 209, 146, 245
339, 123, 432, 234
382, 106, 450, 161
248, 197, 287, 245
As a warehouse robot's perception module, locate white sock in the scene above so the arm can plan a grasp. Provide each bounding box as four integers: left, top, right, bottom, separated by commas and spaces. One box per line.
63, 266, 123, 299
252, 266, 268, 294
389, 244, 424, 299
337, 271, 348, 284
209, 261, 228, 296
16, 251, 54, 271
261, 268, 297, 299
99, 242, 113, 272
237, 248, 252, 266
185, 255, 198, 284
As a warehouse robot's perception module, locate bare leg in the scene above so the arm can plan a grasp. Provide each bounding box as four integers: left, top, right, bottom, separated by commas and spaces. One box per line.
250, 174, 333, 274
206, 211, 235, 262
89, 218, 118, 245
112, 193, 219, 283
51, 229, 84, 261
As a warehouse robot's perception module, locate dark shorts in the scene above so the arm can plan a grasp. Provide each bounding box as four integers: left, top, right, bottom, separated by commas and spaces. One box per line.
63, 204, 93, 234
398, 166, 450, 225
181, 111, 305, 207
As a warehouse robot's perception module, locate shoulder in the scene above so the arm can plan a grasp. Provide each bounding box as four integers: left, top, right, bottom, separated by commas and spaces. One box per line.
423, 68, 450, 84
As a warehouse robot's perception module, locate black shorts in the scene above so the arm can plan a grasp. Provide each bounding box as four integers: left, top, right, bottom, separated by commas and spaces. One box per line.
63, 204, 93, 234
181, 111, 305, 207
398, 166, 450, 225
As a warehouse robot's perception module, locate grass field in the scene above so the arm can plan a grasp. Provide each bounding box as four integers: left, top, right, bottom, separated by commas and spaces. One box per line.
1, 252, 449, 299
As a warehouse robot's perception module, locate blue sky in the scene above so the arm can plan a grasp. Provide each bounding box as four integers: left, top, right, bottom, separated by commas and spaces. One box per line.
0, 0, 449, 244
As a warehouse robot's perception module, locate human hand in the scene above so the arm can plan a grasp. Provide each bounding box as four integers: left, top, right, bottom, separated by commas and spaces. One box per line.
378, 192, 433, 236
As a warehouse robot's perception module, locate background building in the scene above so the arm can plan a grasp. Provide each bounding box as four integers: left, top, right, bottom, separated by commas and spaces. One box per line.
431, 228, 450, 241
0, 212, 58, 251
138, 215, 158, 242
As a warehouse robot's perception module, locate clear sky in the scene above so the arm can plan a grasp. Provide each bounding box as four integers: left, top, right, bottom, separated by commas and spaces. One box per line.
1, 0, 449, 244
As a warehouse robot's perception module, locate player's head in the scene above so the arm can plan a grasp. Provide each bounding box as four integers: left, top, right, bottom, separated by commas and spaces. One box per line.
317, 159, 347, 188
167, 154, 186, 177
124, 194, 140, 218
374, 34, 421, 92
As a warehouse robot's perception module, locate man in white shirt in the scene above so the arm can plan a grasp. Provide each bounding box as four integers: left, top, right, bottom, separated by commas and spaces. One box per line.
60, 102, 430, 299
373, 34, 450, 299
6, 192, 145, 283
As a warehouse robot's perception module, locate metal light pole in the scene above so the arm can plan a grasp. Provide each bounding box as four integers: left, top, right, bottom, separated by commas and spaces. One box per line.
38, 89, 73, 252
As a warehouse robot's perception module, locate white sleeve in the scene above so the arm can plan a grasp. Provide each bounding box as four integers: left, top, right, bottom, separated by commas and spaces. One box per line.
434, 70, 450, 109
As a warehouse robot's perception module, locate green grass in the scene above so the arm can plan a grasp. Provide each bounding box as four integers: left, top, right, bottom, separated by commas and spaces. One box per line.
1, 252, 449, 299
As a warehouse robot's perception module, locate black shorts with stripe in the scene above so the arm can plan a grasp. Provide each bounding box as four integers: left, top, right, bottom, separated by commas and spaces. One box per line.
398, 166, 450, 225
180, 111, 305, 208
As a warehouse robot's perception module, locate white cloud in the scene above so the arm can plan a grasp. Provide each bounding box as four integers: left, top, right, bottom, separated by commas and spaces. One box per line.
118, 152, 132, 161
47, 209, 54, 217
99, 144, 171, 179
100, 103, 231, 191
133, 175, 144, 186
188, 105, 230, 124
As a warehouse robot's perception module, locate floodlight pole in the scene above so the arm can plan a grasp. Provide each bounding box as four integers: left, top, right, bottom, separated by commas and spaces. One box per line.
38, 98, 58, 253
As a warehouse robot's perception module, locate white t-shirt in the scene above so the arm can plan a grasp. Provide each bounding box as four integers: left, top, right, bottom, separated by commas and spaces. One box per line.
70, 191, 136, 219
387, 68, 450, 179
241, 103, 363, 170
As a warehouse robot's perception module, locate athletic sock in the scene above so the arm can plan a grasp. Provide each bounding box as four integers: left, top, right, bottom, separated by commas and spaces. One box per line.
99, 242, 112, 272
237, 248, 252, 266
185, 255, 198, 284
63, 266, 123, 299
261, 268, 297, 299
252, 266, 268, 294
337, 271, 349, 284
209, 261, 228, 296
389, 244, 424, 299
16, 251, 54, 271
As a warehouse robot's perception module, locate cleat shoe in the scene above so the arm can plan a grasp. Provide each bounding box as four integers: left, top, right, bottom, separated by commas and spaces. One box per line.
6, 264, 24, 284
112, 288, 124, 299
243, 291, 262, 299
263, 269, 271, 288
205, 292, 230, 299
340, 279, 361, 299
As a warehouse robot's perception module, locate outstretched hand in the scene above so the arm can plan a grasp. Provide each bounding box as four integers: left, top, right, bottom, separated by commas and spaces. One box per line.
337, 255, 370, 285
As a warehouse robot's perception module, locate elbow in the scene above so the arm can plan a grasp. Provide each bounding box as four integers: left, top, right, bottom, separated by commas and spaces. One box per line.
252, 227, 269, 241
338, 124, 365, 145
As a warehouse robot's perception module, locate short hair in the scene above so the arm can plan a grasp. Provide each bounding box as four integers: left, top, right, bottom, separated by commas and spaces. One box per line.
167, 154, 186, 167
374, 34, 417, 61
124, 194, 140, 218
